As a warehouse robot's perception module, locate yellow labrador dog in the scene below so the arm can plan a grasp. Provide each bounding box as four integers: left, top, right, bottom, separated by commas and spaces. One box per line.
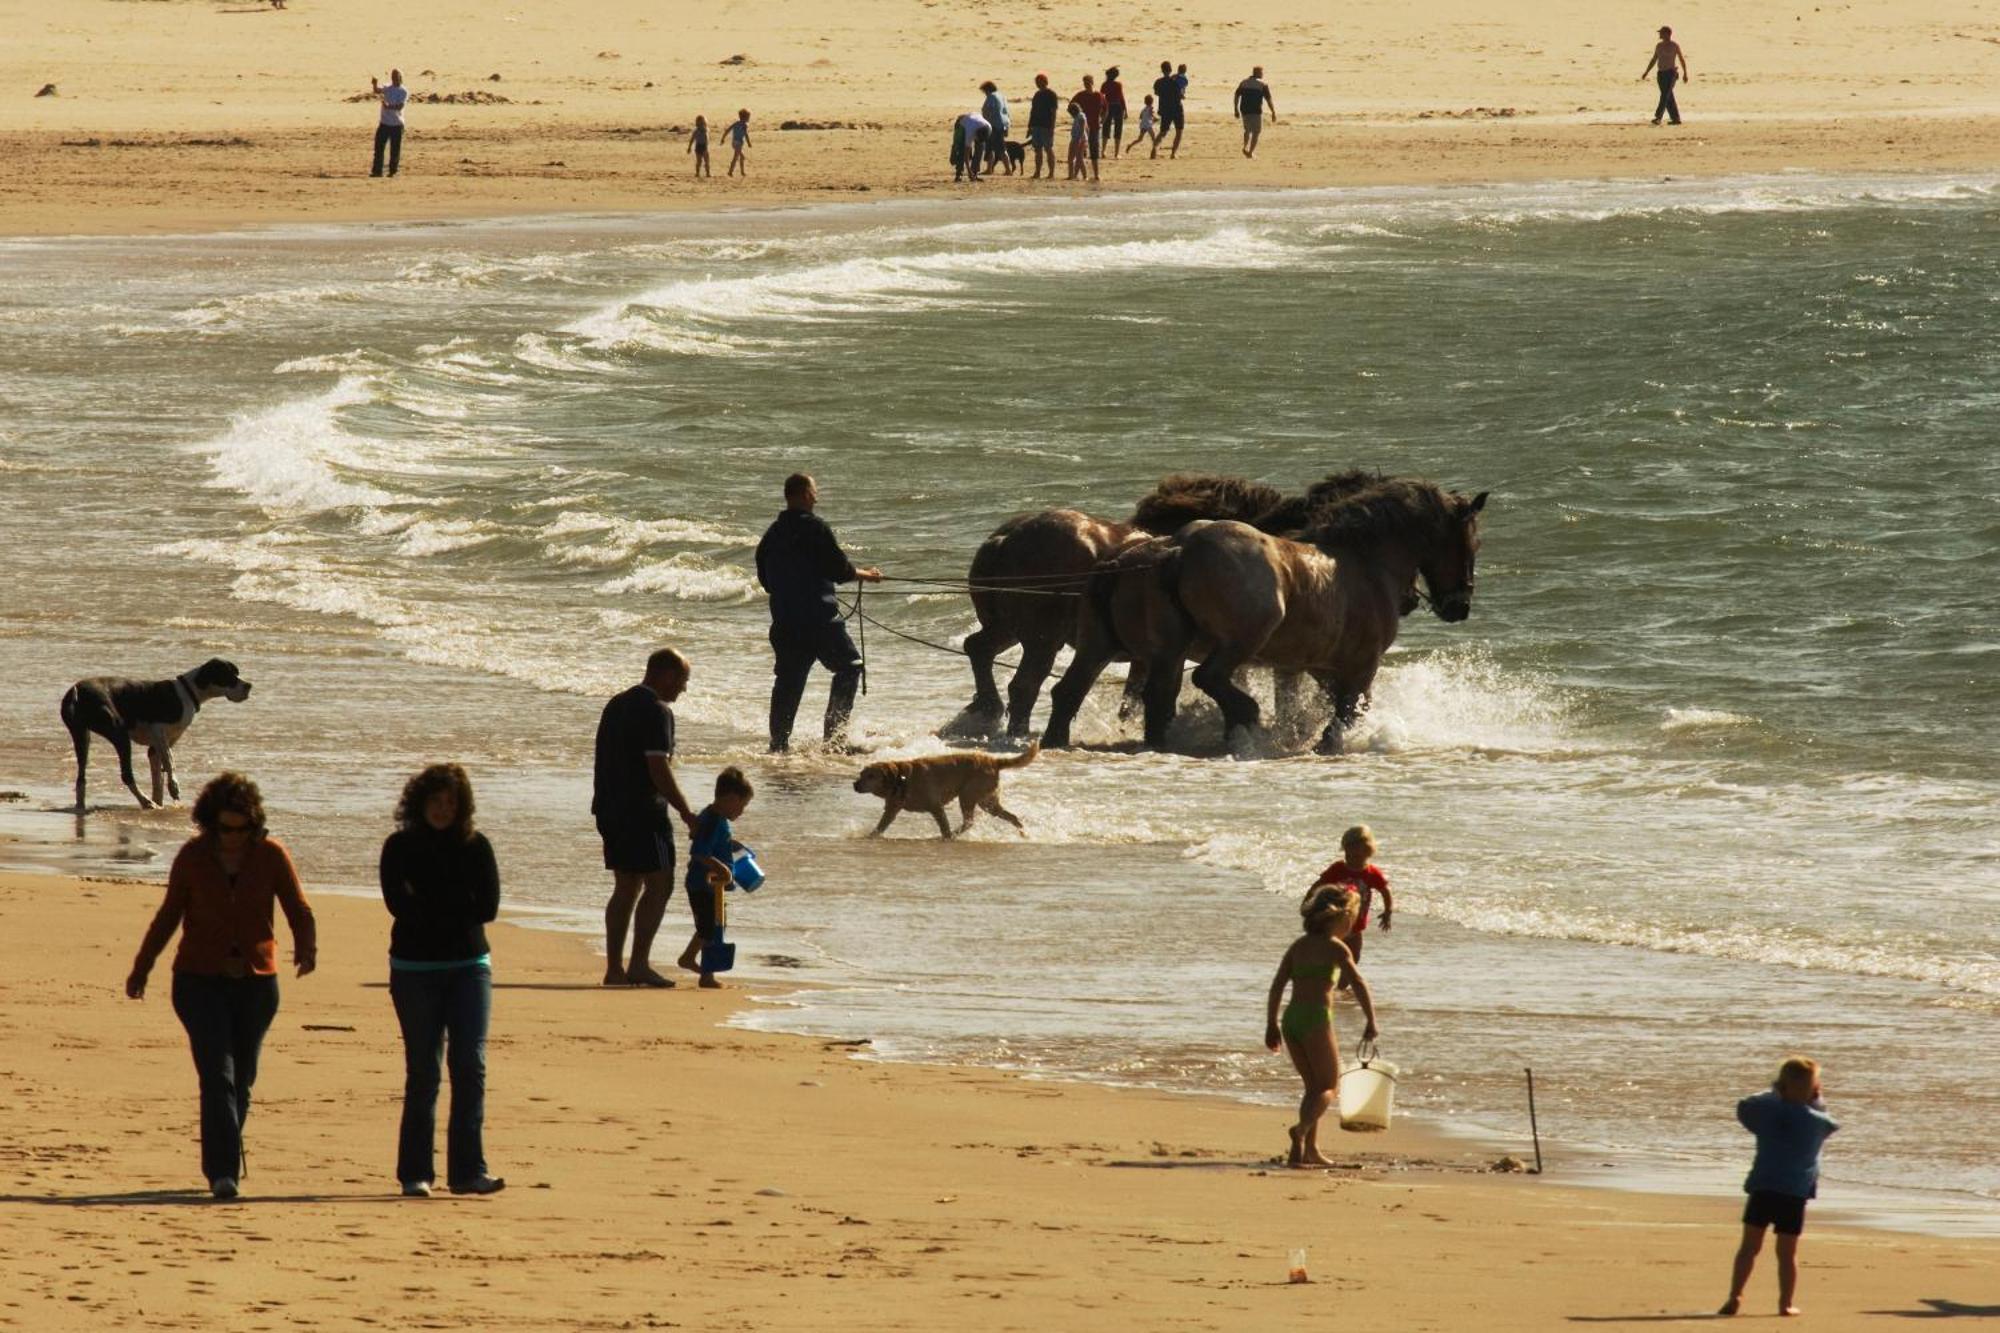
852, 743, 1039, 838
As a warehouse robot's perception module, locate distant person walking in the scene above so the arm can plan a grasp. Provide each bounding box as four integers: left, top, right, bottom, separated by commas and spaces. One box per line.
1102, 67, 1127, 157
725, 108, 753, 175
370, 69, 409, 177
689, 115, 711, 176
1132, 94, 1159, 153
380, 764, 504, 1197
755, 474, 881, 752
1027, 73, 1060, 180
1151, 60, 1186, 159
126, 772, 317, 1199
979, 81, 1011, 174
1641, 25, 1690, 125
1068, 73, 1107, 181
1234, 66, 1276, 157
593, 648, 699, 989
1264, 884, 1379, 1168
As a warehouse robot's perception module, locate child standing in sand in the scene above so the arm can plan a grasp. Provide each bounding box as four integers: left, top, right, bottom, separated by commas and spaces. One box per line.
1720, 1057, 1839, 1318
688, 115, 711, 177
725, 108, 752, 177
1065, 101, 1087, 180
1264, 884, 1379, 1167
1312, 825, 1392, 977
677, 767, 753, 989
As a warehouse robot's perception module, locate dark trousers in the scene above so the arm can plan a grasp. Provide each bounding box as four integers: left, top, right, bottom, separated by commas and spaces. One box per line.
390, 964, 491, 1187
1654, 71, 1681, 124
769, 620, 862, 750
170, 972, 279, 1184
371, 123, 404, 175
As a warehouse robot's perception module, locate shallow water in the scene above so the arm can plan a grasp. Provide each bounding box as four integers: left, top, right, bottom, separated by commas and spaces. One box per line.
3, 175, 1997, 1230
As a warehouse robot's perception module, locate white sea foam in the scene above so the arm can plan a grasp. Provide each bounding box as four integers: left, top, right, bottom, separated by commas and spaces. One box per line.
599, 555, 757, 602
395, 518, 504, 557
192, 376, 402, 514
540, 511, 751, 568
1661, 707, 1757, 732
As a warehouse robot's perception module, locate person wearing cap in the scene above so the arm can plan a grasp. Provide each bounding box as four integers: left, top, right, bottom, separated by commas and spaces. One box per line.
978, 80, 1012, 174
1233, 65, 1276, 158
1640, 25, 1690, 125
1026, 73, 1060, 180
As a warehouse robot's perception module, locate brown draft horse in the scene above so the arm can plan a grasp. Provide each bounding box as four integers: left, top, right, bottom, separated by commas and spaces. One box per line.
1041, 479, 1488, 755
951, 472, 1389, 739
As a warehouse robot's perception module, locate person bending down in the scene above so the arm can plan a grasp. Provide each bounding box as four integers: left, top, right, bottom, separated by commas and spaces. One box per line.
1264, 884, 1379, 1168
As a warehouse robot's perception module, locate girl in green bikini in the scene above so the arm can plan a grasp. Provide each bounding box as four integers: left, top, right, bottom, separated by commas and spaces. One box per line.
1264, 884, 1380, 1167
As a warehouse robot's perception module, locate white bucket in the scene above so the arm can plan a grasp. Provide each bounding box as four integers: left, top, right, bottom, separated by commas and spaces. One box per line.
1337, 1041, 1398, 1132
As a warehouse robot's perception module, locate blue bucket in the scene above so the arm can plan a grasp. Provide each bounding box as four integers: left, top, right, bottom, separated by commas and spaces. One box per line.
701, 928, 737, 974
731, 845, 765, 892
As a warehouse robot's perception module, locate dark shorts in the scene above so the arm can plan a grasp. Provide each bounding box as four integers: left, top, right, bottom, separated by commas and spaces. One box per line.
1743, 1190, 1807, 1236
598, 817, 676, 875
685, 877, 721, 935
1028, 125, 1054, 150
1160, 104, 1185, 131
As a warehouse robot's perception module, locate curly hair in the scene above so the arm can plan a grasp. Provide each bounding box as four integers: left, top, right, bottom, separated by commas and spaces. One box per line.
192, 771, 267, 837
395, 763, 477, 841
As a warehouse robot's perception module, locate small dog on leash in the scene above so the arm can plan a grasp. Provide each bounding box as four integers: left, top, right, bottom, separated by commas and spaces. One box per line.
60, 658, 253, 811
853, 743, 1038, 838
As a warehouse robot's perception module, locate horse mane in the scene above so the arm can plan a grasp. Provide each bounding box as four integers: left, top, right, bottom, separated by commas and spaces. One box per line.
1255, 469, 1391, 535
1299, 476, 1463, 552
1130, 473, 1290, 535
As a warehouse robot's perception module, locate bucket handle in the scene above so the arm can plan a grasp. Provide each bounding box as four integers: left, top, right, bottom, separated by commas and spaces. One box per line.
1354, 1038, 1380, 1068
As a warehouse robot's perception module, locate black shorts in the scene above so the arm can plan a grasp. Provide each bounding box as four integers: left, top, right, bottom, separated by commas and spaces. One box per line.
685, 876, 721, 935
598, 818, 676, 875
1742, 1190, 1807, 1236
1160, 104, 1185, 131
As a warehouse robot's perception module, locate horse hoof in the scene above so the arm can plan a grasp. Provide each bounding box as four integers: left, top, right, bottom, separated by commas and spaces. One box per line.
940, 708, 1001, 740
1315, 732, 1346, 757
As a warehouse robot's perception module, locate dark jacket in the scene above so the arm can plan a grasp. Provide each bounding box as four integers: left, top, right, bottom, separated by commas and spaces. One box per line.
755, 508, 858, 626
1737, 1091, 1839, 1199
380, 826, 501, 963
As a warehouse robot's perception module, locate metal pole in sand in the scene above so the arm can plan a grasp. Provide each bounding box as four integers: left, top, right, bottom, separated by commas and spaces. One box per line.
1525, 1067, 1544, 1175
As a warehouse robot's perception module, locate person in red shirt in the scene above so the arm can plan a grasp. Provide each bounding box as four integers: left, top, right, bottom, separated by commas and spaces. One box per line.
1067, 73, 1107, 181
1312, 824, 1392, 975
127, 772, 317, 1198
1101, 66, 1127, 157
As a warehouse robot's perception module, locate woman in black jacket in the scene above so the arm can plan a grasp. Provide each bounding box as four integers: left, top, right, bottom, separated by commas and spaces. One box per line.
381, 763, 504, 1197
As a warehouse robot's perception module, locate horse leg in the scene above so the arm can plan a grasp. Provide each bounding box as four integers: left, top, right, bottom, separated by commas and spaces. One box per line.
1116, 660, 1150, 722
1004, 638, 1060, 740
1272, 669, 1307, 730
953, 623, 1014, 735
1140, 654, 1185, 749
1312, 672, 1366, 756
1192, 650, 1262, 753
1043, 645, 1115, 749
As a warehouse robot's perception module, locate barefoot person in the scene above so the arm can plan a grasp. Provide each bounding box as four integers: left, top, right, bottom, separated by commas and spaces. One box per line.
380, 763, 504, 1197
369, 69, 409, 177
1720, 1057, 1839, 1318
1233, 65, 1276, 157
1150, 60, 1186, 159
1026, 73, 1059, 180
1312, 823, 1392, 981
1263, 884, 1379, 1167
1641, 25, 1690, 125
126, 772, 317, 1199
724, 107, 753, 175
593, 648, 699, 987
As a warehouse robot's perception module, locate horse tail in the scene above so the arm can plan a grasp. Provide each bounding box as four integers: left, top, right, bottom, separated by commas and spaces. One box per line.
1157, 544, 1190, 629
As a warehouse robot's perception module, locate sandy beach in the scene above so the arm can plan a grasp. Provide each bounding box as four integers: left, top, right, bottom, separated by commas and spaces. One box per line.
0, 866, 1992, 1331
7, 0, 2000, 235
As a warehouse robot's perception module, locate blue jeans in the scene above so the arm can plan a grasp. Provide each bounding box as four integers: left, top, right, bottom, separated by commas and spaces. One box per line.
1654, 70, 1682, 124
170, 972, 279, 1184
390, 964, 490, 1186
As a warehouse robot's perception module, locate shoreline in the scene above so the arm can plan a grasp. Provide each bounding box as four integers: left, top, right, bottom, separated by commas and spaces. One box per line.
6, 814, 1997, 1245
12, 112, 2000, 240
4, 867, 1997, 1330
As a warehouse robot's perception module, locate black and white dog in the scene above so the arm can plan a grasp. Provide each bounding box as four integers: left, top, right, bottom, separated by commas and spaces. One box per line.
60, 658, 253, 811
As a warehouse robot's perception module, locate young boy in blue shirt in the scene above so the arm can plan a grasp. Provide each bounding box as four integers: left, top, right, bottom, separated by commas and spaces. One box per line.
1720, 1056, 1839, 1318
676, 767, 753, 989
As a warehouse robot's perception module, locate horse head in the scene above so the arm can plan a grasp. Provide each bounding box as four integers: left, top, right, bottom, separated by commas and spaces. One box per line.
1421, 490, 1487, 623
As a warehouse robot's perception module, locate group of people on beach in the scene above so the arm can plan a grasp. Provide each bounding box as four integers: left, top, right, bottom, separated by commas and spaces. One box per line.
123, 648, 759, 1201
950, 61, 1280, 183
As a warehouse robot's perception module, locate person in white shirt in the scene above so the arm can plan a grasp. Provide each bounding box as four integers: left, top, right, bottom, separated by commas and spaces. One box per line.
370, 69, 409, 178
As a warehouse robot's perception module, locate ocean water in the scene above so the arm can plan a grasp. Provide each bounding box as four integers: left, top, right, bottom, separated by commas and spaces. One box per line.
3, 176, 1998, 1230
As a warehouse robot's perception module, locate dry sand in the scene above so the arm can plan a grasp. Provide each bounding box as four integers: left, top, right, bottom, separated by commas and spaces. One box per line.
7, 0, 2000, 235
1, 867, 1994, 1331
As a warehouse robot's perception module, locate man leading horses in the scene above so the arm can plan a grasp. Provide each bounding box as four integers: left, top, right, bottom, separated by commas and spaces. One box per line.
755, 473, 882, 752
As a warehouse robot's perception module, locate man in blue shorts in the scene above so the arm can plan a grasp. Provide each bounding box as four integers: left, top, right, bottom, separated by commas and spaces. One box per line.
1027, 73, 1060, 180
592, 647, 698, 988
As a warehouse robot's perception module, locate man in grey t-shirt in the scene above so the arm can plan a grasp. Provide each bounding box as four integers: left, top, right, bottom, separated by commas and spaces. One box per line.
370, 69, 409, 177
1234, 66, 1276, 158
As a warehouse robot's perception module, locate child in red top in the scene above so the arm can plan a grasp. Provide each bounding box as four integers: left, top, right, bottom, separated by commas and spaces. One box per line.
1312, 824, 1392, 972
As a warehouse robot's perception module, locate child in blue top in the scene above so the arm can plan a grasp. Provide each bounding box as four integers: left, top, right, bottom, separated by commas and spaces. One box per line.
676, 767, 753, 989
1720, 1056, 1839, 1318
